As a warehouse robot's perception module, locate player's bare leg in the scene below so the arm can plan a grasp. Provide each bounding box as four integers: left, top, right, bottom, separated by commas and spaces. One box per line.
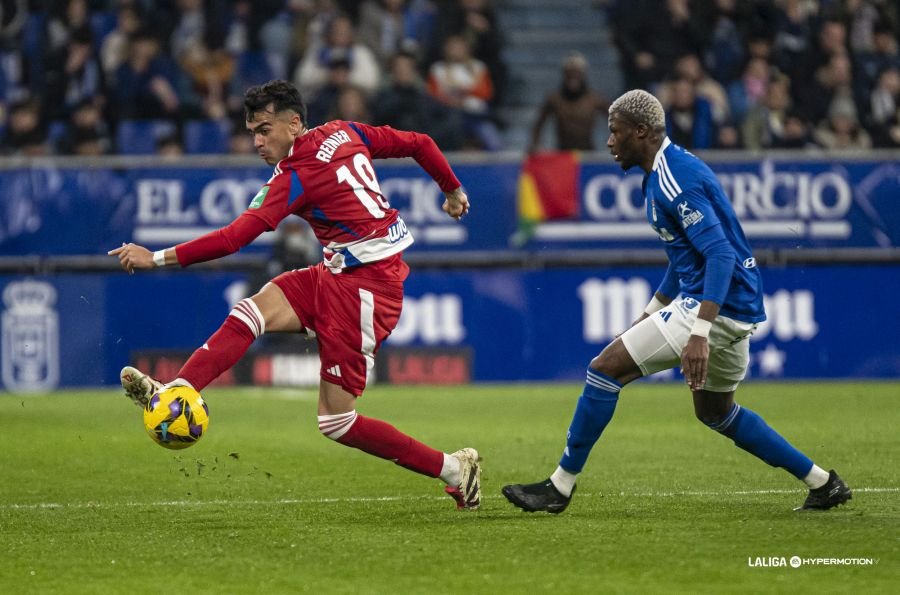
317, 380, 481, 510
120, 282, 299, 405
503, 338, 640, 513
693, 388, 851, 510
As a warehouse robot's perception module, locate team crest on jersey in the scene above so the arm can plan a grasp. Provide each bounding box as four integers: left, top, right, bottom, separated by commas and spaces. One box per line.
249, 186, 270, 209
677, 201, 704, 228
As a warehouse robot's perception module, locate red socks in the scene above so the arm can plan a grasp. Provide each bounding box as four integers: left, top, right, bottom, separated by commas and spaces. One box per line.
333, 414, 444, 478
177, 299, 262, 390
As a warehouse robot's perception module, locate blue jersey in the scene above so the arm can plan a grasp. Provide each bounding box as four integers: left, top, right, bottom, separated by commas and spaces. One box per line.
643, 138, 766, 323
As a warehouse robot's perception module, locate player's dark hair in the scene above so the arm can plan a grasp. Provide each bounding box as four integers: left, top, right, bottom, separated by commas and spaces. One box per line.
244, 80, 307, 126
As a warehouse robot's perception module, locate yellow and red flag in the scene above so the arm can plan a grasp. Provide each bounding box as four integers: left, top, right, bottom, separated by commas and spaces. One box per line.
517, 152, 580, 241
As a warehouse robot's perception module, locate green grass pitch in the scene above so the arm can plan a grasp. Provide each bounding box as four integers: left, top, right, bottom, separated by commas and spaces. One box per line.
1, 382, 897, 594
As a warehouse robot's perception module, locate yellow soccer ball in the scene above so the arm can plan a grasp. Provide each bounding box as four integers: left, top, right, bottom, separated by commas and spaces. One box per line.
143, 385, 210, 450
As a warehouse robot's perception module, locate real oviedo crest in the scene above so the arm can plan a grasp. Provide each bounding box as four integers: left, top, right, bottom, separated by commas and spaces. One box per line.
2, 280, 60, 392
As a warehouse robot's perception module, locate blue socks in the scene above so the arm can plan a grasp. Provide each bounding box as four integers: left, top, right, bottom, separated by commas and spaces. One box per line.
709, 404, 814, 479
559, 369, 621, 473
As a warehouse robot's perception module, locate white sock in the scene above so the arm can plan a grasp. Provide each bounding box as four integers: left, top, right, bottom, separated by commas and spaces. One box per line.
550, 466, 577, 497
439, 453, 461, 486
803, 464, 830, 489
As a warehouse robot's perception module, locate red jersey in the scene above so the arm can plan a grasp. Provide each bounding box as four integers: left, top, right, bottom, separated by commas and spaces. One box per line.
175, 121, 461, 280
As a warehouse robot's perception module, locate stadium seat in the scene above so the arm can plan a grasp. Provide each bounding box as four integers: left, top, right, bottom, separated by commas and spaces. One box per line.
115, 120, 177, 155
235, 51, 275, 88
48, 120, 68, 149
184, 119, 232, 154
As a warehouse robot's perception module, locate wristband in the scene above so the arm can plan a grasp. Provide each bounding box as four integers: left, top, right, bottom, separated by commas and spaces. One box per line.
643, 296, 666, 315
691, 318, 712, 339
153, 250, 167, 268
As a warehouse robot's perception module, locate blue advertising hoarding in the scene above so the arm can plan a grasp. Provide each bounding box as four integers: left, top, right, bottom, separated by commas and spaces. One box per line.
1, 264, 897, 392
1, 155, 899, 256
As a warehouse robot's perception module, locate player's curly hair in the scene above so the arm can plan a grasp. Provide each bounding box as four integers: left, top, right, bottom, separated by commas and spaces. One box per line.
244, 80, 307, 126
609, 89, 666, 133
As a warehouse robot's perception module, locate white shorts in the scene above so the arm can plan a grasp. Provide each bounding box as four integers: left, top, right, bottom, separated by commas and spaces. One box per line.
620, 297, 758, 392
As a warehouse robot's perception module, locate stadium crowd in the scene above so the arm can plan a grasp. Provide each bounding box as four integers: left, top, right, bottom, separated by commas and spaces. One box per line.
0, 0, 898, 156
0, 0, 506, 155
606, 0, 900, 151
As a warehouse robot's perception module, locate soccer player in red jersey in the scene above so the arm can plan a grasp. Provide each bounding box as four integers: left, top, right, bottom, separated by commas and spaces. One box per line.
108, 80, 481, 510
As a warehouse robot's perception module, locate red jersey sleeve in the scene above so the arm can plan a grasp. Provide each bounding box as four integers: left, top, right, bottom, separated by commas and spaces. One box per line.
345, 122, 462, 193
175, 212, 270, 266
175, 167, 298, 266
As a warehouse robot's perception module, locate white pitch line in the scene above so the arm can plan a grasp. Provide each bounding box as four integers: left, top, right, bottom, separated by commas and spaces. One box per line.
1, 487, 896, 511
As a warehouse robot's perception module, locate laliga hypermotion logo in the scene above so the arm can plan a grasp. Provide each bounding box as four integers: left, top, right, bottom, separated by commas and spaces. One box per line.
1, 281, 60, 392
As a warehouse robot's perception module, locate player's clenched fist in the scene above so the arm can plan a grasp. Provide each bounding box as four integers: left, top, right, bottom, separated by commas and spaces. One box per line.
108, 242, 153, 274
442, 187, 470, 220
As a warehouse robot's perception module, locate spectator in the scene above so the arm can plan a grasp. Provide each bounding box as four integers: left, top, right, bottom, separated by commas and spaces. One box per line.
157, 132, 185, 159
658, 54, 730, 125
772, 109, 817, 149
431, 0, 506, 105
372, 51, 463, 149
714, 120, 743, 149
329, 86, 372, 123
427, 33, 500, 150
727, 57, 771, 124
58, 99, 111, 155
101, 5, 143, 80
846, 0, 885, 54
855, 20, 900, 114
293, 14, 381, 97
109, 31, 181, 121
772, 0, 816, 82
704, 0, 746, 85
796, 52, 854, 126
813, 91, 873, 150
229, 127, 255, 155
358, 0, 436, 70
270, 218, 322, 275
741, 72, 792, 150
867, 65, 900, 147
46, 0, 90, 54
178, 38, 235, 120
288, 0, 343, 61
786, 16, 848, 95
664, 76, 715, 149
4, 99, 48, 156
528, 52, 608, 153
306, 57, 352, 126
611, 0, 710, 90
44, 25, 104, 120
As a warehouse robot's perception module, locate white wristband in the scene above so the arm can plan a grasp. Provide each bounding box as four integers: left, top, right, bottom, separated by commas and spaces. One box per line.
643, 296, 666, 315
691, 318, 712, 339
152, 250, 167, 268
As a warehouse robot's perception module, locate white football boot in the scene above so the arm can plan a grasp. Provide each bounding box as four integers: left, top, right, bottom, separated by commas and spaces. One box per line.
444, 448, 482, 510
120, 366, 163, 408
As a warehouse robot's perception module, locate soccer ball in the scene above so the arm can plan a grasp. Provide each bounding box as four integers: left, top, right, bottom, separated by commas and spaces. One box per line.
143, 386, 210, 450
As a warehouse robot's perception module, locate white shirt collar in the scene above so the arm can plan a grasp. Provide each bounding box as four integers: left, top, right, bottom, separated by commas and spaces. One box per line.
651, 136, 672, 172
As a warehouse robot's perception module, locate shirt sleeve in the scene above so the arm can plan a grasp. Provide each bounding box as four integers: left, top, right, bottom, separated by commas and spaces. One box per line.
245, 166, 300, 231
345, 122, 462, 192
175, 170, 296, 267
668, 184, 737, 305
175, 211, 271, 266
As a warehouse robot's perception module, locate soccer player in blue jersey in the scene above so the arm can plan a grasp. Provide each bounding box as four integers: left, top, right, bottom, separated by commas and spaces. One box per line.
502, 89, 851, 513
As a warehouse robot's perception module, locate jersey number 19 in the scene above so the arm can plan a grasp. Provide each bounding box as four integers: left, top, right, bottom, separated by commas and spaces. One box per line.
336, 153, 390, 219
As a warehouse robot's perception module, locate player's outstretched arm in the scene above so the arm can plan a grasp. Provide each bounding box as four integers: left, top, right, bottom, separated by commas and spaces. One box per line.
107, 212, 270, 273
442, 187, 470, 221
